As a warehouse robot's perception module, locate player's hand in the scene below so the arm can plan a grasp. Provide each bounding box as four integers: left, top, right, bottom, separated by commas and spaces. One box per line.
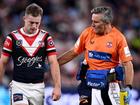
52, 87, 61, 101
124, 87, 132, 104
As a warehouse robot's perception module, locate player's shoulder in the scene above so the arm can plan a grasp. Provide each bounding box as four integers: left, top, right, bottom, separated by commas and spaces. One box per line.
5, 29, 18, 38
40, 29, 51, 38
11, 29, 18, 34
40, 29, 49, 34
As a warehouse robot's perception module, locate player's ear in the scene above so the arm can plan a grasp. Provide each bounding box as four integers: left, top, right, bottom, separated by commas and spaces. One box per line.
23, 15, 28, 22
23, 16, 25, 21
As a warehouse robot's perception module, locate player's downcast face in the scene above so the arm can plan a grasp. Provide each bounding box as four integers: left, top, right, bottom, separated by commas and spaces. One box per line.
24, 14, 41, 34
91, 14, 106, 35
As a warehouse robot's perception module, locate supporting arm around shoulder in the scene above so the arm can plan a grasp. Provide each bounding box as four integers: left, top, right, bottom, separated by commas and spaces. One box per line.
0, 55, 9, 83
58, 48, 78, 66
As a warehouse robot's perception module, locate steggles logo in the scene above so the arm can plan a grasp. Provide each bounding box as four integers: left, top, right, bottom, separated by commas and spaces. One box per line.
17, 56, 43, 67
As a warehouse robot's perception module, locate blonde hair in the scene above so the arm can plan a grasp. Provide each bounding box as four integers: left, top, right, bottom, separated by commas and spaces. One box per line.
25, 3, 43, 17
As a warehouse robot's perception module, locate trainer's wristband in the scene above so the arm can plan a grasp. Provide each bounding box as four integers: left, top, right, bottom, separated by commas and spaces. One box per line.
126, 85, 132, 90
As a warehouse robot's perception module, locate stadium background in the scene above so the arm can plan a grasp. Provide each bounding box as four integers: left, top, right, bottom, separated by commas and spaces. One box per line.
0, 0, 140, 105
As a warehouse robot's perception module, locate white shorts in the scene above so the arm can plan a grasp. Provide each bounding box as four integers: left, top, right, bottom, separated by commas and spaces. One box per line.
10, 80, 45, 105
91, 82, 120, 105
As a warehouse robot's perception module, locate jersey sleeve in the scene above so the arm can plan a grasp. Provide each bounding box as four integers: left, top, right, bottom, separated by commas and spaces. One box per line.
46, 34, 57, 56
2, 34, 13, 57
74, 27, 90, 54
117, 34, 132, 62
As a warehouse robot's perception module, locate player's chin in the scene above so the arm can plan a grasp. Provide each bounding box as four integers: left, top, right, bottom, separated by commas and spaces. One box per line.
30, 29, 37, 34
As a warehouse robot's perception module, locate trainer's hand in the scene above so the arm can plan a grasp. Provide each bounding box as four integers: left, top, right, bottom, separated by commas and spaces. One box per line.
124, 87, 132, 104
52, 87, 61, 101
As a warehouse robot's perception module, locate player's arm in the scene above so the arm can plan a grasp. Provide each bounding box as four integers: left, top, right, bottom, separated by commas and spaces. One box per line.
0, 55, 10, 82
58, 47, 78, 66
0, 34, 12, 82
122, 61, 134, 87
48, 55, 61, 101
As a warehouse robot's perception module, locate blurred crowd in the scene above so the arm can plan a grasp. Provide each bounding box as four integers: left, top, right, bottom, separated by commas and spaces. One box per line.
0, 0, 140, 99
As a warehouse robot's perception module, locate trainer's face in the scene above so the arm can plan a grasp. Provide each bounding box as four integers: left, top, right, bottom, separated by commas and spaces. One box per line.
23, 14, 41, 34
91, 13, 106, 35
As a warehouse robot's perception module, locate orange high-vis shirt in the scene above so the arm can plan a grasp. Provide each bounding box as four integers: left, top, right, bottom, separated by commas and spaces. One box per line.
74, 26, 132, 70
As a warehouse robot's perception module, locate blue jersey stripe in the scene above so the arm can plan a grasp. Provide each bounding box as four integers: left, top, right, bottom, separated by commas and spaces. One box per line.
88, 50, 112, 61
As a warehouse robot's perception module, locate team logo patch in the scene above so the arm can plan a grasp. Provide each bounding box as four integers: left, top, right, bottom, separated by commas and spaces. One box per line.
38, 41, 45, 47
48, 40, 54, 46
4, 40, 10, 47
124, 46, 131, 57
13, 93, 23, 102
16, 40, 22, 46
106, 42, 112, 48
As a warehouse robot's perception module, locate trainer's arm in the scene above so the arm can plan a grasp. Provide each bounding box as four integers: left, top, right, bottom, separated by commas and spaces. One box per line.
0, 55, 9, 82
48, 55, 61, 101
122, 61, 134, 86
58, 48, 78, 66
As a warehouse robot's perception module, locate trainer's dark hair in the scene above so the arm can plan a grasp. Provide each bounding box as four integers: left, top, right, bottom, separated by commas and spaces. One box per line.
91, 6, 113, 24
25, 3, 43, 17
